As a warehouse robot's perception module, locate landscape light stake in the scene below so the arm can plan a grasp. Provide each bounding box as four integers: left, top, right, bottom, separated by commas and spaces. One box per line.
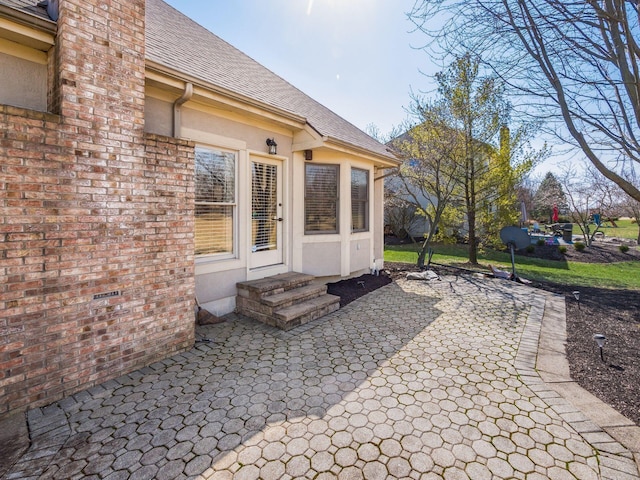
573, 291, 580, 309
593, 334, 606, 362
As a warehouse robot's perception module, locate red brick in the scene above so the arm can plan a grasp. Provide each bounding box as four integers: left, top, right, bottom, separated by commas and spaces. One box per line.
0, 0, 195, 419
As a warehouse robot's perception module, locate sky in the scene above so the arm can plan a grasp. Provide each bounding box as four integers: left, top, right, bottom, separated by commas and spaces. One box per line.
161, 0, 563, 177
163, 0, 435, 138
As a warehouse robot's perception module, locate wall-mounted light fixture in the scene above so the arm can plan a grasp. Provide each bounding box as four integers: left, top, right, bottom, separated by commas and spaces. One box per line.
304, 149, 313, 161
266, 138, 277, 155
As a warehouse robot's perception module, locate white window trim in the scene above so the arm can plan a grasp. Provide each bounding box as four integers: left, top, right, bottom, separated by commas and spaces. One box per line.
351, 167, 370, 233
304, 163, 340, 235
194, 145, 239, 262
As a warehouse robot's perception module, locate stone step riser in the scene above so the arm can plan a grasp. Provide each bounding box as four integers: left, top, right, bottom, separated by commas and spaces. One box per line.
236, 273, 339, 330
275, 301, 340, 331
236, 272, 315, 300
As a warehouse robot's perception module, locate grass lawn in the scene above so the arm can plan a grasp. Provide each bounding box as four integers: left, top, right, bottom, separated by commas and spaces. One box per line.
385, 242, 640, 290
595, 218, 638, 241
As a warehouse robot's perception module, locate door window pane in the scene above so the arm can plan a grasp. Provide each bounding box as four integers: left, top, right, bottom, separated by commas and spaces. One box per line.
252, 162, 278, 252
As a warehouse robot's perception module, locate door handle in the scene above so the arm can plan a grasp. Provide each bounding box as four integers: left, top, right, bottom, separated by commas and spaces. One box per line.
273, 217, 283, 222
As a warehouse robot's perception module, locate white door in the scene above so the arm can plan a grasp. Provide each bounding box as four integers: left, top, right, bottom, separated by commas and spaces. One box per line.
250, 157, 283, 269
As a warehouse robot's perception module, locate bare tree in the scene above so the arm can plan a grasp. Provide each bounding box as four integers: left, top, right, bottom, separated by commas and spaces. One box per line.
620, 166, 640, 243
558, 161, 620, 245
383, 186, 422, 240
516, 173, 541, 224
409, 0, 640, 202
388, 98, 464, 266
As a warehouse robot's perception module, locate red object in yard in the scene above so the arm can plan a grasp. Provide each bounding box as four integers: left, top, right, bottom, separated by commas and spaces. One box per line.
552, 204, 559, 222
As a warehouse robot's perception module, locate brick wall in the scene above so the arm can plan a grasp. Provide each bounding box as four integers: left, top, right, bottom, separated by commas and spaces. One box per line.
0, 0, 196, 417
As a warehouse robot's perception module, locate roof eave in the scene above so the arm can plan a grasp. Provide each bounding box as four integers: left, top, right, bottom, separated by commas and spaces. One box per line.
0, 4, 56, 34
323, 136, 401, 167
146, 60, 307, 128
146, 61, 400, 165
0, 4, 56, 50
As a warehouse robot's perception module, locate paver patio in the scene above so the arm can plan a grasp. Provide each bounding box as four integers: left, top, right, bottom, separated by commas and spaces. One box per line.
3, 275, 638, 479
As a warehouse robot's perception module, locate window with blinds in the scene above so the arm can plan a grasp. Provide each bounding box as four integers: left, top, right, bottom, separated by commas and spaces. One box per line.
194, 147, 236, 257
351, 168, 369, 232
305, 164, 339, 234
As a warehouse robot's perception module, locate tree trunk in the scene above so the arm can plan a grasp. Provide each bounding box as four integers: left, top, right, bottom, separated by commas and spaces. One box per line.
468, 212, 478, 264
417, 230, 435, 268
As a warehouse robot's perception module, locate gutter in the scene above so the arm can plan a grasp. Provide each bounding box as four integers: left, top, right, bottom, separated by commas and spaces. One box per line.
322, 135, 400, 167
173, 82, 193, 137
0, 5, 56, 35
146, 61, 307, 126
146, 62, 401, 167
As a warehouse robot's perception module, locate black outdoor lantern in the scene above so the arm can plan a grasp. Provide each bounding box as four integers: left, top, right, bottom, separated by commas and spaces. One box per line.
266, 138, 277, 155
593, 334, 606, 362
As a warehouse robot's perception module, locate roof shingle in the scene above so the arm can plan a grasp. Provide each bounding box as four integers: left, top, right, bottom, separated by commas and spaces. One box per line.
1, 0, 395, 160
146, 0, 393, 160
1, 0, 49, 19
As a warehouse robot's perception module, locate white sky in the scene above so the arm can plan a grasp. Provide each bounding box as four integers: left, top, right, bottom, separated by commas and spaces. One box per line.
163, 0, 434, 137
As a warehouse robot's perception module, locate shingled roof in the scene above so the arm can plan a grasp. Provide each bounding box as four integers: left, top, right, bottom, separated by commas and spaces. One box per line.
0, 0, 49, 19
1, 0, 395, 161
145, 0, 394, 161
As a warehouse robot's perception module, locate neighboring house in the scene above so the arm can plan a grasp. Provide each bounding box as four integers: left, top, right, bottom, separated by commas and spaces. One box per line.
0, 0, 398, 417
384, 166, 434, 239
384, 125, 510, 241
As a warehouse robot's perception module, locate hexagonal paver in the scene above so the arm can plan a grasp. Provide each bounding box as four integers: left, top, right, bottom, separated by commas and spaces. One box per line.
5, 276, 637, 480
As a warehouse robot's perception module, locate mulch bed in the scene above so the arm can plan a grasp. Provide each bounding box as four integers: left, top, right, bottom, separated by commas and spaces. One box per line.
327, 274, 392, 307
327, 243, 640, 426
518, 241, 640, 263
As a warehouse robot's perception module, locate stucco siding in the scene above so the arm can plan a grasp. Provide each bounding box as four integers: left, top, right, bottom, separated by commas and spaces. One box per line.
195, 267, 246, 316
350, 238, 371, 273
0, 52, 47, 111
182, 106, 294, 158
144, 95, 173, 137
374, 172, 385, 266
302, 242, 342, 276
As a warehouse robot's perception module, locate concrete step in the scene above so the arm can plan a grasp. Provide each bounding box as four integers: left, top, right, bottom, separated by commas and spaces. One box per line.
262, 284, 328, 308
274, 294, 340, 330
235, 272, 340, 330
236, 272, 315, 300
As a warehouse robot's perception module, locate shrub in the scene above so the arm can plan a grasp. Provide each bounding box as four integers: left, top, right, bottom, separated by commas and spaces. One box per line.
574, 242, 586, 251
619, 244, 630, 253
525, 245, 535, 253
558, 246, 567, 254
536, 239, 545, 246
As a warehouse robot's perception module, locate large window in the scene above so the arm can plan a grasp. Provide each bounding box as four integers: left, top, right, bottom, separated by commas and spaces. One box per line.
195, 147, 236, 257
351, 168, 369, 232
305, 164, 339, 234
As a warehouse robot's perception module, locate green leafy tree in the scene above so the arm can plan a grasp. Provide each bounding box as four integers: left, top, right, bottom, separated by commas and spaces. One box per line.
436, 54, 540, 263
478, 125, 543, 247
391, 54, 540, 265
